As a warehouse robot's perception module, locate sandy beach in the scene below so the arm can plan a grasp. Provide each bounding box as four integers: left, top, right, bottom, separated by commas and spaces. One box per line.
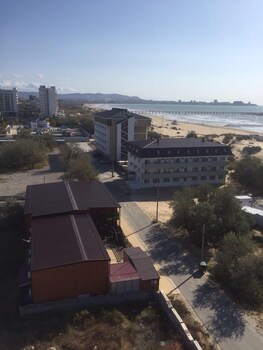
150, 115, 263, 161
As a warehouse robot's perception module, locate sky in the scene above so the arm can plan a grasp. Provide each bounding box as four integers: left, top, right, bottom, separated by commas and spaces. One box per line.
1, 0, 263, 103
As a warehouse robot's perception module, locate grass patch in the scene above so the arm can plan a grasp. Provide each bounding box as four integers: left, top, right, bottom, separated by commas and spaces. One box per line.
0, 303, 185, 350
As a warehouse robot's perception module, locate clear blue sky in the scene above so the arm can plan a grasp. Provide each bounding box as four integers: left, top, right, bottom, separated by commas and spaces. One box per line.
1, 0, 263, 103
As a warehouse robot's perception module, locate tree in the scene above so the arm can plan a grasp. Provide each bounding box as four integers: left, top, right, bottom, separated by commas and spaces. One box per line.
170, 186, 253, 245
60, 143, 82, 170
0, 139, 47, 171
232, 157, 263, 194
65, 154, 97, 181
213, 233, 263, 307
170, 187, 195, 231
186, 130, 197, 138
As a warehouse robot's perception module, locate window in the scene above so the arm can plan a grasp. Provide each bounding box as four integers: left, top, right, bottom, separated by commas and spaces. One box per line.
163, 178, 170, 183
192, 167, 198, 172
145, 169, 150, 174
192, 176, 198, 181
154, 159, 161, 164
164, 169, 170, 173
210, 175, 216, 180
164, 159, 170, 163
175, 158, 180, 163
220, 156, 225, 161
153, 178, 160, 183
218, 175, 223, 179
183, 177, 187, 182
144, 179, 150, 184
145, 159, 150, 164
193, 158, 199, 163
173, 177, 179, 182
202, 157, 208, 162
210, 166, 216, 171
201, 176, 206, 181
201, 166, 207, 171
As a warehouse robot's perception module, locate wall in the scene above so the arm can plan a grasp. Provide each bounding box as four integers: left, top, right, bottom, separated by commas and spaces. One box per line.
32, 260, 109, 303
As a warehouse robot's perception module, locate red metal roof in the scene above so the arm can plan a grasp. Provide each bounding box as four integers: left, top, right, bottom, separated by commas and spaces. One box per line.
109, 262, 139, 283
31, 213, 109, 271
25, 181, 120, 217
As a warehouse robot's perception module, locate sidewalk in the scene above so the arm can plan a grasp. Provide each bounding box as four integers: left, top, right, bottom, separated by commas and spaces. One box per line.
120, 218, 180, 296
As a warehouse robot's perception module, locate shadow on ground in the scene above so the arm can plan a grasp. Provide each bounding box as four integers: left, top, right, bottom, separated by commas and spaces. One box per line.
145, 224, 198, 276
192, 280, 245, 341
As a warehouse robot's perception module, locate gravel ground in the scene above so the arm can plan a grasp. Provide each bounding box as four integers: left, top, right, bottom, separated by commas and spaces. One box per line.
0, 149, 64, 197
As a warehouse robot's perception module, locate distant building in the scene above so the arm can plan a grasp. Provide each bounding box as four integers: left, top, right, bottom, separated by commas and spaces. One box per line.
235, 195, 252, 207
39, 85, 58, 116
94, 108, 151, 161
242, 206, 263, 228
126, 138, 232, 189
0, 88, 18, 114
30, 119, 50, 132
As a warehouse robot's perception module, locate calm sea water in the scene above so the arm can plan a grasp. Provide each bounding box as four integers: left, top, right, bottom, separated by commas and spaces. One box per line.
99, 103, 263, 133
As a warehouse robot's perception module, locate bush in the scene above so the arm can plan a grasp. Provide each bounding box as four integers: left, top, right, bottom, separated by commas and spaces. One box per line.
0, 139, 47, 171
242, 146, 262, 156
222, 134, 234, 144
186, 130, 197, 138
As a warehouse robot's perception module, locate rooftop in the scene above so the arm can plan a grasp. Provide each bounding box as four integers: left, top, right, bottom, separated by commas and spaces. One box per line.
25, 181, 120, 217
127, 138, 232, 158
95, 108, 149, 121
124, 247, 159, 281
31, 213, 110, 271
109, 262, 139, 283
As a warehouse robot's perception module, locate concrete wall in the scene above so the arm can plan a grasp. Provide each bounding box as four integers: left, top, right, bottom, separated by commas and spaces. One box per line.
157, 290, 203, 350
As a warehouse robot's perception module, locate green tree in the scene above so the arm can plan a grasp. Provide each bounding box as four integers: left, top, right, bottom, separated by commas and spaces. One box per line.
65, 154, 97, 181
0, 139, 47, 171
170, 188, 195, 231
186, 130, 197, 138
213, 233, 263, 307
60, 143, 82, 170
232, 157, 263, 194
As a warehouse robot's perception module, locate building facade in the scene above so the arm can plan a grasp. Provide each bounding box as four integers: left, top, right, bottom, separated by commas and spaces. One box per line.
0, 88, 18, 114
127, 138, 232, 189
39, 85, 58, 116
94, 108, 151, 161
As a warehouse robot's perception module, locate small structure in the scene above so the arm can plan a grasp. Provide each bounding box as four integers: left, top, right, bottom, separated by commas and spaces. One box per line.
109, 262, 140, 294
123, 247, 159, 291
242, 206, 263, 228
235, 195, 252, 207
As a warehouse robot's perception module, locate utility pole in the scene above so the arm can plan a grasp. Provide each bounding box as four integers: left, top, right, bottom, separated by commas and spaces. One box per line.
201, 224, 205, 261
155, 187, 159, 222
111, 160, 114, 178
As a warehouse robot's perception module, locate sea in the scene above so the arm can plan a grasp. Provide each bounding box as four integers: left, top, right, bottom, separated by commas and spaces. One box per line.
97, 103, 263, 134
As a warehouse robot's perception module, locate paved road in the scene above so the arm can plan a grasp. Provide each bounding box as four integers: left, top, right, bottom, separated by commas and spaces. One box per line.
104, 179, 263, 350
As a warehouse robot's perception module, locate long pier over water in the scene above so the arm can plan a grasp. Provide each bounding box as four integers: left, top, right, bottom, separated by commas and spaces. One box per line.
131, 110, 263, 116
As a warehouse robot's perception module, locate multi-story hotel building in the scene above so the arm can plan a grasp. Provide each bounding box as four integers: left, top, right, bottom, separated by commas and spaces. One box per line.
94, 108, 151, 161
0, 88, 18, 114
127, 138, 232, 188
39, 85, 58, 116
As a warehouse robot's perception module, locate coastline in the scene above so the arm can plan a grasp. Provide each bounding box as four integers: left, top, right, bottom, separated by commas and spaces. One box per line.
149, 114, 263, 161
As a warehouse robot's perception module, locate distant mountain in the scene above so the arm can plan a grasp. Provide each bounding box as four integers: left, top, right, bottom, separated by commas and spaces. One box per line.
18, 91, 145, 103
17, 91, 257, 106
58, 92, 145, 103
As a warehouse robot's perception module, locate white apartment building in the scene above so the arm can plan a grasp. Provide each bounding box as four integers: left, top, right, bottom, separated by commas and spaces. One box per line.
94, 108, 150, 161
0, 88, 18, 114
127, 138, 232, 189
39, 85, 58, 117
